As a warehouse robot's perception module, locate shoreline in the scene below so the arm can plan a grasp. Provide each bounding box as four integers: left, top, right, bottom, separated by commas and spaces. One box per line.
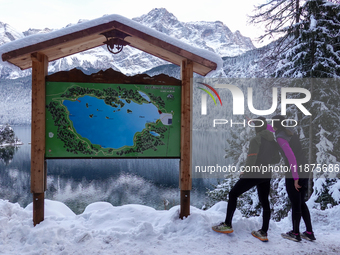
0, 141, 24, 147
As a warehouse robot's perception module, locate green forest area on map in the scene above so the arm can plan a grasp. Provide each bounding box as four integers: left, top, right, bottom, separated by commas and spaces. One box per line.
45, 82, 181, 158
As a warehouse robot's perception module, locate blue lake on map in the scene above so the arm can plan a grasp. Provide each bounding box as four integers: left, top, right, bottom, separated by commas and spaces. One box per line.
63, 95, 161, 149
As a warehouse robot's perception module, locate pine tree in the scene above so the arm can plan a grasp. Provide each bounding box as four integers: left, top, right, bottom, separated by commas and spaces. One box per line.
244, 0, 340, 214
316, 125, 338, 169
311, 125, 340, 209
0, 124, 15, 145
270, 178, 290, 220
275, 0, 340, 78
249, 0, 304, 70
274, 0, 340, 199
225, 127, 252, 169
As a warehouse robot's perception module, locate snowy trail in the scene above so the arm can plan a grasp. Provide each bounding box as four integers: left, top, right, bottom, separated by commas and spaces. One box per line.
0, 199, 339, 255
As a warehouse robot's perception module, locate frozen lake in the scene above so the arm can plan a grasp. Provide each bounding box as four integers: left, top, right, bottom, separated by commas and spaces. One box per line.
0, 126, 227, 213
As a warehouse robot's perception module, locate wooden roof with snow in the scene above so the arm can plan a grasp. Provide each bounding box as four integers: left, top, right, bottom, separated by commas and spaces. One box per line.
0, 14, 221, 76
0, 14, 207, 224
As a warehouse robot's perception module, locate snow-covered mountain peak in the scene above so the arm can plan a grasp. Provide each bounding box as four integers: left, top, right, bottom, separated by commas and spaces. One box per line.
0, 8, 255, 80
23, 28, 53, 36
133, 8, 255, 57
133, 8, 179, 25
0, 22, 24, 45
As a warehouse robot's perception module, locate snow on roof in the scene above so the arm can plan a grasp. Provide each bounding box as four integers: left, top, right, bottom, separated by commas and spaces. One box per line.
0, 14, 223, 72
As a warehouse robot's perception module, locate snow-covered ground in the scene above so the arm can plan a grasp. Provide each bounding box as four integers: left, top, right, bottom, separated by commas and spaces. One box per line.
0, 199, 339, 254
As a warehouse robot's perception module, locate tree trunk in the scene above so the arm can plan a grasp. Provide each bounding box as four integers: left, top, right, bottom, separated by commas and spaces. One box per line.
308, 36, 315, 198
308, 78, 314, 198
295, 0, 300, 38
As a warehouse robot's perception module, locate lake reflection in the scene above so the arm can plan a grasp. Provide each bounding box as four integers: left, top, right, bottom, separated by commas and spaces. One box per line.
0, 126, 223, 214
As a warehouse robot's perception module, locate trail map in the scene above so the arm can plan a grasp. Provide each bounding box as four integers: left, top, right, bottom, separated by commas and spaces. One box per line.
45, 82, 181, 158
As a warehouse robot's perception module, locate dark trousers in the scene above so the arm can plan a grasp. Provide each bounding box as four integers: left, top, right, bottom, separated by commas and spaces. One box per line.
225, 178, 271, 233
285, 178, 313, 233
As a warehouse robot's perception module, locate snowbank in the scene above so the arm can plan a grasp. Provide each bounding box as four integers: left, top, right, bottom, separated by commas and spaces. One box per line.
0, 199, 339, 254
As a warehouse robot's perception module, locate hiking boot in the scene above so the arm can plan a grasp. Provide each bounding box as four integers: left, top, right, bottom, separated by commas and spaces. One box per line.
212, 222, 233, 234
251, 229, 268, 242
301, 231, 316, 241
281, 230, 301, 242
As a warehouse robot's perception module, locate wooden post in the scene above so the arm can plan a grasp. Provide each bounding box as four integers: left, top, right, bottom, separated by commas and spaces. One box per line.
180, 59, 193, 219
31, 52, 48, 226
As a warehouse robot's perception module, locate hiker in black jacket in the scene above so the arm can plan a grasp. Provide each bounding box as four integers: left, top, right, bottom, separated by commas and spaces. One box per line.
212, 117, 280, 242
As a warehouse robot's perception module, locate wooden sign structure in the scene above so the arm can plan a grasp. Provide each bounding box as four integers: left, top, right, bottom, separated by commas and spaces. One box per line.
0, 15, 219, 225
45, 70, 182, 158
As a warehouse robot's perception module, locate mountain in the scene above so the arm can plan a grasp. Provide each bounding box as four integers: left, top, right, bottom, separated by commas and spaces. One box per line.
143, 43, 274, 79
0, 22, 24, 44
0, 22, 29, 79
0, 76, 31, 125
0, 8, 264, 125
22, 28, 53, 36
0, 8, 255, 80
222, 40, 279, 78
132, 8, 255, 57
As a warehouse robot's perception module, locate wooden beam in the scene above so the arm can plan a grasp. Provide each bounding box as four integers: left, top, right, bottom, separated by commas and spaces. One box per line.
2, 22, 118, 62
113, 21, 217, 70
3, 35, 109, 70
125, 36, 212, 76
179, 59, 193, 219
31, 52, 48, 226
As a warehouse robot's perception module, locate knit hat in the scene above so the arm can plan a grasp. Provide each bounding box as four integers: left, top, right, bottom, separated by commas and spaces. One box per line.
253, 116, 267, 133
272, 115, 286, 130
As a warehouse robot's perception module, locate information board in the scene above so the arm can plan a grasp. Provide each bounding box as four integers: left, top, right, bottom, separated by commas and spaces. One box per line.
45, 82, 181, 158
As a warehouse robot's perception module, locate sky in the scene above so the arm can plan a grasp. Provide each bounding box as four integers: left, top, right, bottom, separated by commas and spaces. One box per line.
0, 0, 269, 47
